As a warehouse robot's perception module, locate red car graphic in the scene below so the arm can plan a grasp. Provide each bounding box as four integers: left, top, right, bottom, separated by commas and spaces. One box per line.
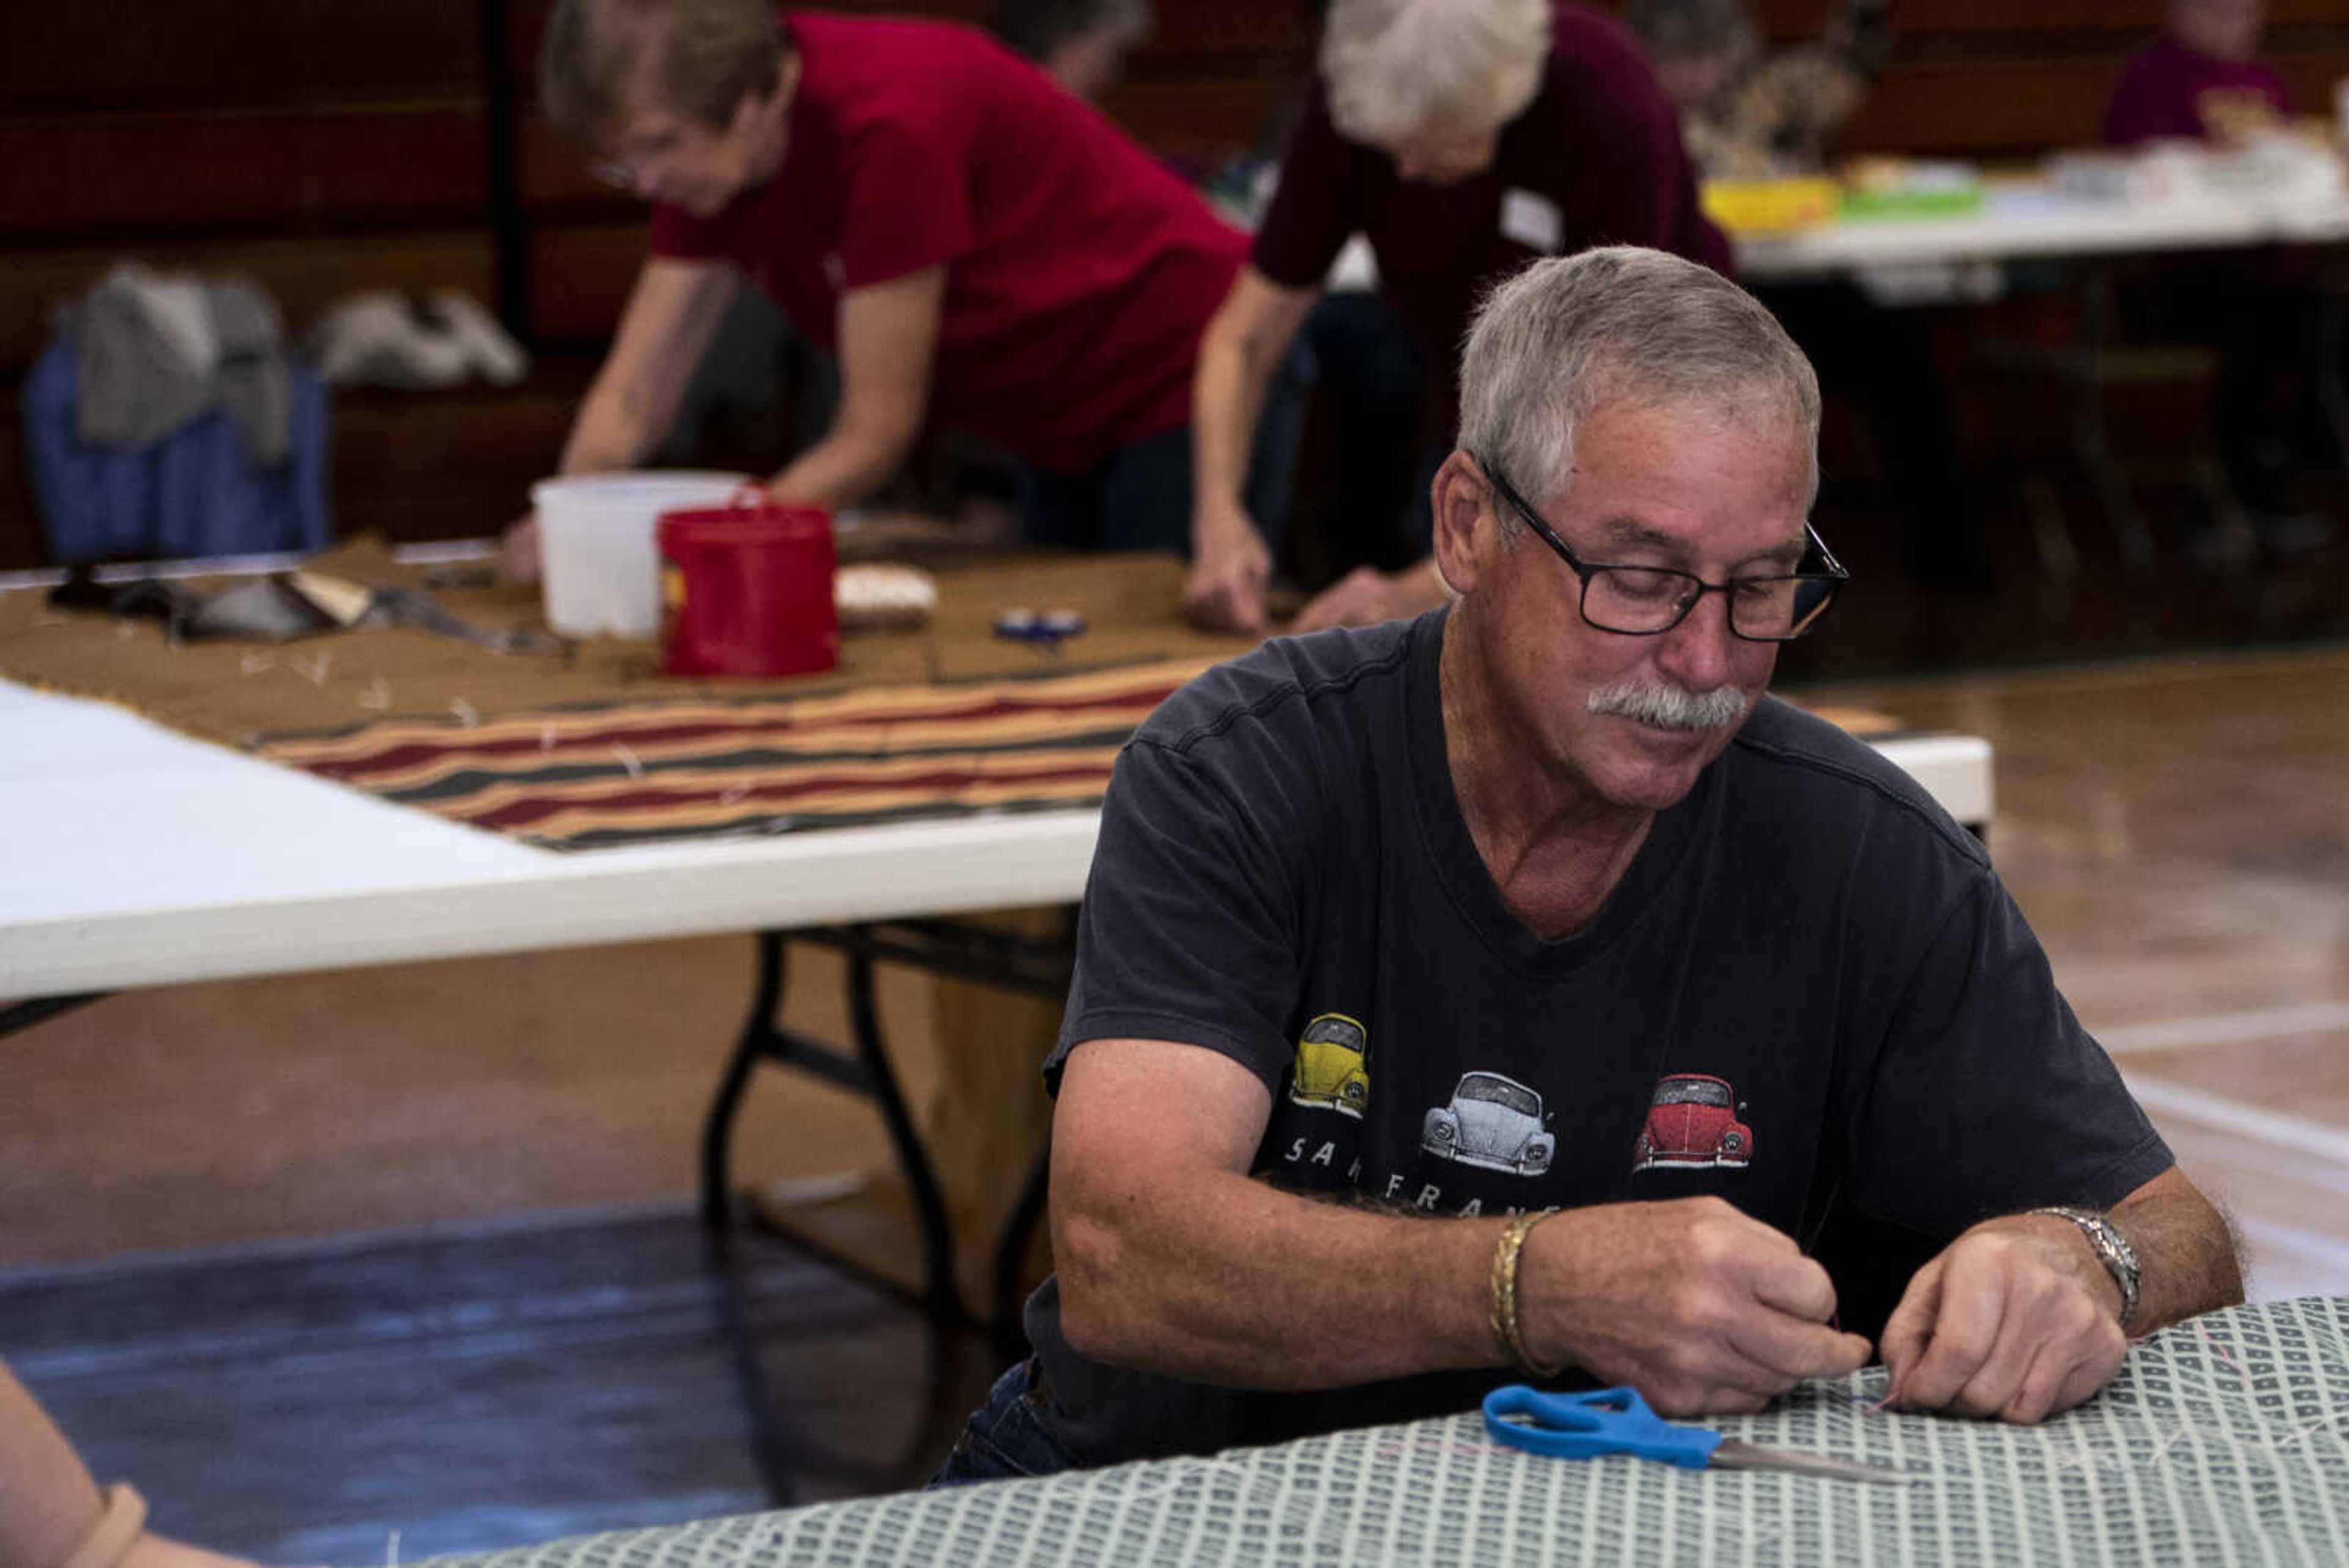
1632, 1074, 1753, 1172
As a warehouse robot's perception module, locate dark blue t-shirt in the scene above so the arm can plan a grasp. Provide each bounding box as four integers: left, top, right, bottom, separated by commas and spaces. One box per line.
1026, 609, 2169, 1464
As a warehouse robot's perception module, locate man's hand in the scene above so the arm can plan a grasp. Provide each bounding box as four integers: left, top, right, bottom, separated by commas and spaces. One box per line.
1292, 560, 1448, 634
1880, 1212, 2129, 1424
1518, 1197, 1871, 1416
1183, 506, 1272, 633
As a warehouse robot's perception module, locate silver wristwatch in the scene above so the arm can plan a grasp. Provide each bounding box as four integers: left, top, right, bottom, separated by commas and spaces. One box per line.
2031, 1206, 2141, 1329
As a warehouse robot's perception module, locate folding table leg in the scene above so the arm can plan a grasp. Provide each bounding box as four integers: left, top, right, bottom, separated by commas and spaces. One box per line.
842, 948, 962, 1325
699, 929, 964, 1327
698, 934, 788, 1227
0, 993, 105, 1039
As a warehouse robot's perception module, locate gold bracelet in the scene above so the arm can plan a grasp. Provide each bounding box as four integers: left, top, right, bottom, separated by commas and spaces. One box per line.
1488, 1209, 1565, 1380
61, 1483, 146, 1568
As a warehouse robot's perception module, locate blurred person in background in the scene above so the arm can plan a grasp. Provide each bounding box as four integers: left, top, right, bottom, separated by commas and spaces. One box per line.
2104, 0, 2342, 543
1625, 0, 1884, 181
2106, 0, 2287, 146
1624, 0, 1995, 593
510, 0, 1299, 578
1001, 0, 1436, 634
1184, 0, 1726, 636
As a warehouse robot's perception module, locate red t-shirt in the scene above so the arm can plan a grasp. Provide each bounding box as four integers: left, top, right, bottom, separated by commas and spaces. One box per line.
2102, 39, 2292, 146
1253, 2, 1729, 398
650, 11, 1247, 475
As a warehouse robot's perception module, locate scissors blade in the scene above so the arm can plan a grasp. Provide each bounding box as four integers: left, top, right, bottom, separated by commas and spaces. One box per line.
1710, 1438, 1916, 1485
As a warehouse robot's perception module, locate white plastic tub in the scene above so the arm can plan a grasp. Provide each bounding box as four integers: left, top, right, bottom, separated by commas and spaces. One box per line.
530, 470, 749, 639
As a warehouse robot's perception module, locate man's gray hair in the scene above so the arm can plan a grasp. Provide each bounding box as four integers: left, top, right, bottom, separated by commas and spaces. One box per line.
1322, 0, 1552, 148
1457, 247, 1821, 526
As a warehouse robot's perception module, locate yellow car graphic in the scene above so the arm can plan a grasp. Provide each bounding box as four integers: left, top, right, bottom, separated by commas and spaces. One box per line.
1289, 1013, 1370, 1119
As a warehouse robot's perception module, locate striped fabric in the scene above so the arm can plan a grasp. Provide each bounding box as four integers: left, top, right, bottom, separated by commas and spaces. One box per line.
253, 656, 1218, 850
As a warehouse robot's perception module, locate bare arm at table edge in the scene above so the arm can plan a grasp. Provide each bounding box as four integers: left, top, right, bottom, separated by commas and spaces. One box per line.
1052, 1036, 1869, 1408
1183, 267, 1318, 634
1880, 1165, 2243, 1424
501, 258, 738, 580
764, 264, 944, 510
1, 1360, 260, 1568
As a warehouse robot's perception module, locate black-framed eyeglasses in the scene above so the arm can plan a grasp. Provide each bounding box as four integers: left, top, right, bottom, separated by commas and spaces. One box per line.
1478, 456, 1847, 643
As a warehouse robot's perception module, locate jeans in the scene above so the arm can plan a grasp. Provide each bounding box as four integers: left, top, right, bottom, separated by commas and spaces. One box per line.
929, 1356, 1082, 1487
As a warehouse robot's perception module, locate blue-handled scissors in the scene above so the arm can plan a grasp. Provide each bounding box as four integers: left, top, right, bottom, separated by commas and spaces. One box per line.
1483, 1385, 1912, 1484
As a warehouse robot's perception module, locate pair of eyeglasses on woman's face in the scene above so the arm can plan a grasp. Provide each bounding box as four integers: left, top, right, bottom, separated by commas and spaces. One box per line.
1476, 456, 1848, 644
588, 127, 684, 192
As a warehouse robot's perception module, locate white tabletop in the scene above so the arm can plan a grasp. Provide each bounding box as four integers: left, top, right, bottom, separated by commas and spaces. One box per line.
0, 681, 1990, 998
1735, 169, 2349, 283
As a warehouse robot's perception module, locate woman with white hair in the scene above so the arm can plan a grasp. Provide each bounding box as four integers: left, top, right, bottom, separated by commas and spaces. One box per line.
1185, 0, 1727, 634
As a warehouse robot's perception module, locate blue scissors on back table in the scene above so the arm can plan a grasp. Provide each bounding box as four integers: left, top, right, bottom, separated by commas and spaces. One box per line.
1483, 1384, 1913, 1484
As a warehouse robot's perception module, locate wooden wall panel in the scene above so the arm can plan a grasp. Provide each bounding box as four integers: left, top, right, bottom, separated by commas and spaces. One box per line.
516, 114, 630, 210
0, 401, 35, 572
0, 106, 489, 238
331, 364, 595, 542
1840, 46, 2349, 159
1841, 59, 2132, 159
503, 0, 992, 86
0, 1, 480, 105
527, 222, 650, 344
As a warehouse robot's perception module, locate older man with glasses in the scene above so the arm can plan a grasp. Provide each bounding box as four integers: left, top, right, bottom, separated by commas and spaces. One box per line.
935, 247, 2240, 1485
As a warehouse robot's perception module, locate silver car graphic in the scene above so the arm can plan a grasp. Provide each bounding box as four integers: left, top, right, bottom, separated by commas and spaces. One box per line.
1421, 1071, 1554, 1176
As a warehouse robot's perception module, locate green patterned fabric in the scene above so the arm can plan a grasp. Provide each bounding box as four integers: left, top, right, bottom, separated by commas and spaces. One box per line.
425, 1297, 2349, 1567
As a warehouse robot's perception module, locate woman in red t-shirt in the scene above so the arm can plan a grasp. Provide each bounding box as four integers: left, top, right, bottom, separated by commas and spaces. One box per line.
511, 0, 1290, 576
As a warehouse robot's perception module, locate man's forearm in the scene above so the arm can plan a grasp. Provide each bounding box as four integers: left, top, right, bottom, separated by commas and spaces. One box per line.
2113, 1171, 2244, 1332
1055, 1167, 1509, 1389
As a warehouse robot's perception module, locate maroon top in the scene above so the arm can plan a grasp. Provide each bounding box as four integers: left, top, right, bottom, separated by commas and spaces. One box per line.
2103, 38, 2292, 146
651, 11, 1246, 474
1252, 1, 1729, 400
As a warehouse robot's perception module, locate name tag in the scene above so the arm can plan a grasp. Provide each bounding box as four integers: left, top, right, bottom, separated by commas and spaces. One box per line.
1499, 188, 1562, 253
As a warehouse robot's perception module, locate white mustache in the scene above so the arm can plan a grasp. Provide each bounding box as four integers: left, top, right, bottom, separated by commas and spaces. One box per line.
1586, 681, 1750, 731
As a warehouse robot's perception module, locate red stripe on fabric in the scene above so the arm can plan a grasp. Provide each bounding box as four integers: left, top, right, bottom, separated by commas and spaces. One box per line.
284, 683, 1188, 781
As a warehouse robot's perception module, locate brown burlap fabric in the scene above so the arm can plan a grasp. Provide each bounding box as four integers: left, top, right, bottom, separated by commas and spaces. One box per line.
1, 537, 1899, 852
0, 538, 1255, 749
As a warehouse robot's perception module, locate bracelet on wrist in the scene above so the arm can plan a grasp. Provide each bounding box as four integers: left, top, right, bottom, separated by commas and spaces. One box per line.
61, 1483, 147, 1568
1488, 1209, 1565, 1380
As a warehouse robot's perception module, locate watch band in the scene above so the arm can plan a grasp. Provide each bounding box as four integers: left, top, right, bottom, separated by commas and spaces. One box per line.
2031, 1206, 2141, 1329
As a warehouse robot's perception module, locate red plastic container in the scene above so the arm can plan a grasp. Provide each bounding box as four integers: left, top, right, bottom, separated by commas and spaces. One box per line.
656, 492, 838, 678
